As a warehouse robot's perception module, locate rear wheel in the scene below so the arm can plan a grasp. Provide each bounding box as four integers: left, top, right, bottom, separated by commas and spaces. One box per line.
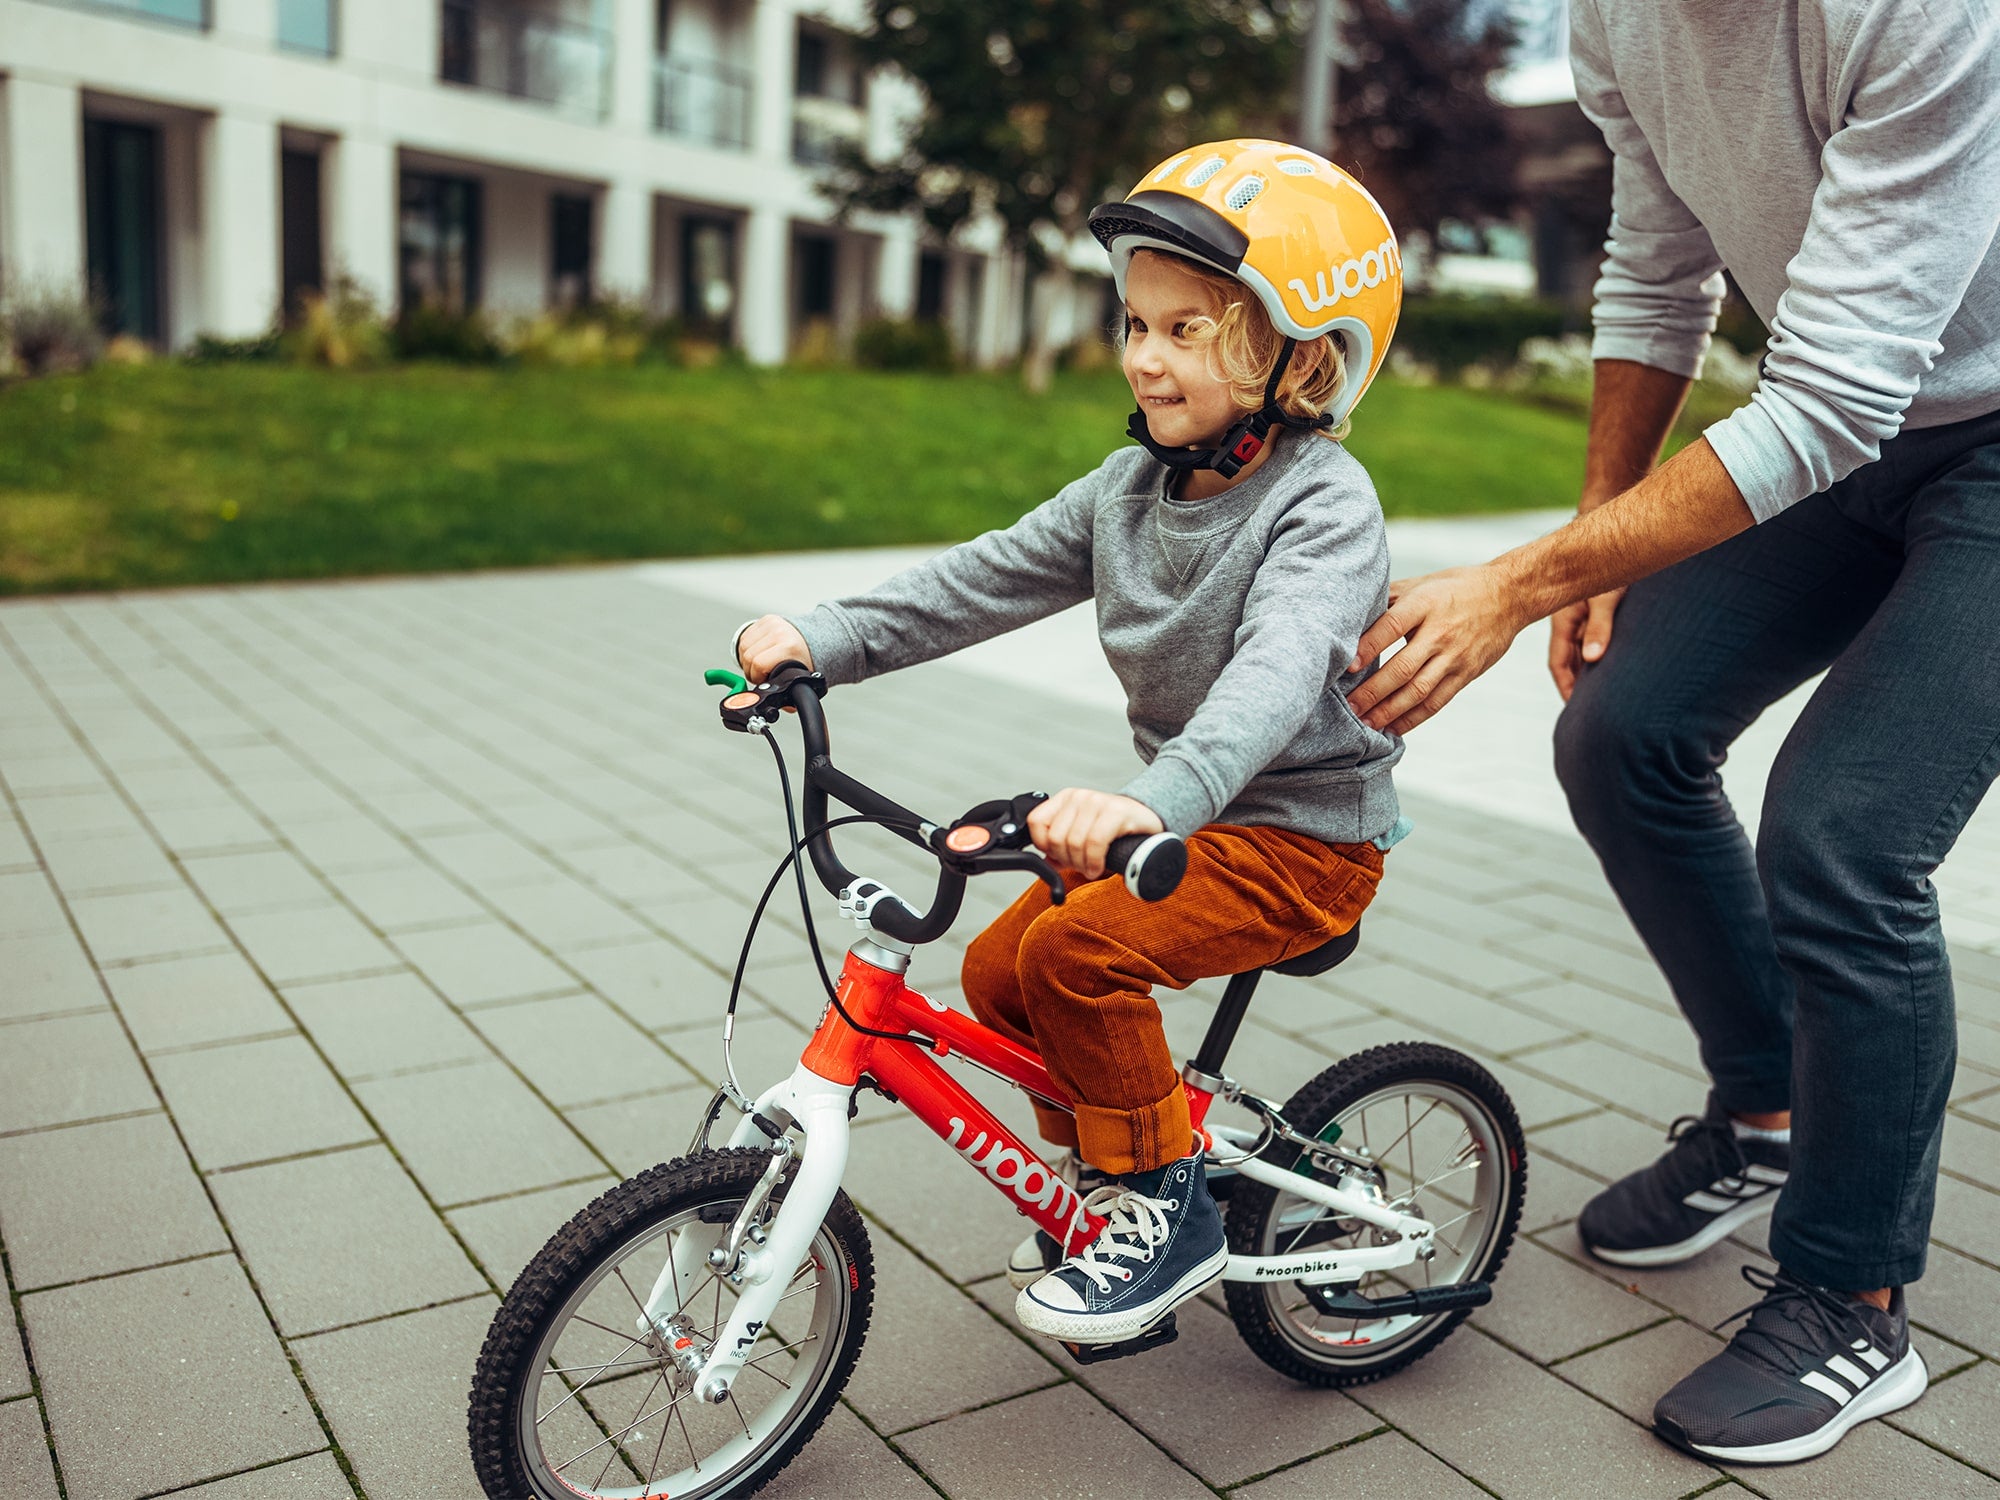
1223, 1043, 1525, 1386
468, 1148, 872, 1500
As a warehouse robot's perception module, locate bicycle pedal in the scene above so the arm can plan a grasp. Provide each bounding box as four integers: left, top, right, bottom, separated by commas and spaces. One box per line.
1060, 1313, 1179, 1365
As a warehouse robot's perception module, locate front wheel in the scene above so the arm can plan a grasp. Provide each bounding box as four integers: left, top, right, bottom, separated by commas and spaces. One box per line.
468, 1148, 873, 1500
1223, 1042, 1526, 1387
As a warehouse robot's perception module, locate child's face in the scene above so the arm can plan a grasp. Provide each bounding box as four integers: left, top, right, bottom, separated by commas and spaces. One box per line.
1121, 254, 1243, 451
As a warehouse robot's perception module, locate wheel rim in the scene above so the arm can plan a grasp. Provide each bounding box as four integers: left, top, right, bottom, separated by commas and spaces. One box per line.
1257, 1079, 1511, 1366
514, 1203, 850, 1499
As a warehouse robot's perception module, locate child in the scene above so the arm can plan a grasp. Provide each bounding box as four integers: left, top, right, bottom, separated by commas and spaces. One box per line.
737, 140, 1407, 1344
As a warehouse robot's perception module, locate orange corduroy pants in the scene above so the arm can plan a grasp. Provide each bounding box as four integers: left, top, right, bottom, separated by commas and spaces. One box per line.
960, 823, 1385, 1176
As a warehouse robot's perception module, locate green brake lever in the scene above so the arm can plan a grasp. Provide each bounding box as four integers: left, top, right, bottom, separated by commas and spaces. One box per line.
704, 668, 749, 693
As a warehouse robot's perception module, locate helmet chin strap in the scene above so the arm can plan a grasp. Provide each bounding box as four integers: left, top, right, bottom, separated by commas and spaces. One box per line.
1127, 338, 1336, 480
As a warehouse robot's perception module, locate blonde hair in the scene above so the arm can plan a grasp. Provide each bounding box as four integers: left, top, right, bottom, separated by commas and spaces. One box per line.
1124, 249, 1351, 440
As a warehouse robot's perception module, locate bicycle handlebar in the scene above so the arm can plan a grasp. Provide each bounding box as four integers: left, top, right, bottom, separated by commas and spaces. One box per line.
730, 665, 1184, 942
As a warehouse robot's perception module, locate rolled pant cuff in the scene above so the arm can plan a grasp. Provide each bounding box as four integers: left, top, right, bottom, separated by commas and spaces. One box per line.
1710, 1078, 1792, 1117
1770, 1228, 1926, 1295
1075, 1084, 1193, 1177
1031, 1103, 1080, 1150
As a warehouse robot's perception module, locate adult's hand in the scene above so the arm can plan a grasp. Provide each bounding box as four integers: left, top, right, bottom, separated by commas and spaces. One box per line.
1547, 587, 1626, 702
1346, 563, 1534, 734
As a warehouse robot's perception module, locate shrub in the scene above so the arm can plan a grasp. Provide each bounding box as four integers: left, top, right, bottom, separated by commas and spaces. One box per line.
394, 301, 502, 363
286, 274, 390, 368
853, 316, 955, 373
508, 298, 653, 368
1395, 294, 1569, 375
188, 330, 284, 362
3, 285, 104, 376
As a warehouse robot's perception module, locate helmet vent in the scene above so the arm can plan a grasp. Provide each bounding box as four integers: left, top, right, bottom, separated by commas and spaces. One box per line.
1152, 154, 1191, 183
1224, 175, 1266, 211
1277, 158, 1318, 176
1184, 155, 1227, 187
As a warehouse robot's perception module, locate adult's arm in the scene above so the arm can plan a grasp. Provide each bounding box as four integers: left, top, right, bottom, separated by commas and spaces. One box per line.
1546, 359, 1694, 699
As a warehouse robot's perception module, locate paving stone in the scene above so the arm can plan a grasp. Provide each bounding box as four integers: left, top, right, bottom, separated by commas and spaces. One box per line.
1744, 1412, 2000, 1498
1892, 1359, 2000, 1475
474, 992, 694, 1107
68, 884, 232, 964
1473, 1237, 1664, 1361
563, 1085, 713, 1175
0, 1113, 228, 1290
0, 871, 76, 939
1911, 1326, 1984, 1381
0, 818, 35, 870
1918, 1246, 2000, 1360
1943, 1116, 2000, 1194
146, 800, 278, 855
447, 1176, 616, 1288
170, 1451, 352, 1499
416, 828, 566, 887
321, 862, 487, 931
25, 1257, 320, 1500
1512, 1038, 1708, 1128
283, 816, 411, 872
1475, 1056, 1601, 1131
1360, 912, 1560, 996
0, 1012, 157, 1133
392, 921, 579, 1006
1235, 1429, 1487, 1500
479, 879, 650, 950
15, 791, 148, 843
759, 1401, 936, 1500
226, 904, 401, 986
1350, 1327, 1716, 1497
1530, 1108, 1674, 1181
1931, 1174, 2000, 1265
1537, 1223, 1777, 1328
0, 1398, 61, 1500
1519, 1149, 1609, 1233
105, 951, 292, 1053
292, 1295, 495, 1500
0, 931, 105, 1020
841, 1117, 1045, 1285
894, 1381, 1214, 1500
840, 1226, 1057, 1436
1506, 978, 1704, 1070
180, 850, 330, 916
1499, 926, 1678, 1007
282, 970, 487, 1079
565, 937, 734, 1030
355, 1060, 605, 1206
559, 841, 712, 905
1329, 959, 1572, 1055
151, 1035, 374, 1171
1552, 1318, 1724, 1425
0, 1305, 30, 1400
1029, 1289, 1376, 1486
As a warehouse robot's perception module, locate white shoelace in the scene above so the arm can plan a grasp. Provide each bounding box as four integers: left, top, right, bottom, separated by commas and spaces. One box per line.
1063, 1185, 1176, 1294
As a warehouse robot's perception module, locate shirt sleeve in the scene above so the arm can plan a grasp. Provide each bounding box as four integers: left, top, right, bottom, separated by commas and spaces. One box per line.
791, 474, 1099, 685
1704, 3, 2000, 520
1119, 479, 1390, 836
1570, 0, 1727, 381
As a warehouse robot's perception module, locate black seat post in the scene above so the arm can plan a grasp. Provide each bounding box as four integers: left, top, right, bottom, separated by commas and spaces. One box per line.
1189, 968, 1264, 1080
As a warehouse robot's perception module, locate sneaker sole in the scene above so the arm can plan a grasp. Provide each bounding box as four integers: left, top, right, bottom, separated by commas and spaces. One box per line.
1005, 1252, 1052, 1292
1014, 1245, 1229, 1343
1663, 1347, 1928, 1465
1582, 1192, 1778, 1268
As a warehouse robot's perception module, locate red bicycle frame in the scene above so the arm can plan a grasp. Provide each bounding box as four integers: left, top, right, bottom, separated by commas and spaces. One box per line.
798, 945, 1221, 1250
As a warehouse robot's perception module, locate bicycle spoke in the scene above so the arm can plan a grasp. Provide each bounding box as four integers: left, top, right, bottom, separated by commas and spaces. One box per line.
538, 1334, 652, 1427
556, 1384, 687, 1476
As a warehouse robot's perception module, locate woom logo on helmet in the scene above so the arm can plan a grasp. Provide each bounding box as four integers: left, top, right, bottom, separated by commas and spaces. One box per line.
1287, 236, 1402, 314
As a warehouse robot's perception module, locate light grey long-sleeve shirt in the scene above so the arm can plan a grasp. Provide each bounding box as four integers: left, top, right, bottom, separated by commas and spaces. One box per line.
791, 432, 1403, 845
1572, 0, 2000, 521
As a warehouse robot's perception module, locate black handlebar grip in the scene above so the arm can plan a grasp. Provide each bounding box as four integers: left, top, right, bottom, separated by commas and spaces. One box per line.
1107, 832, 1187, 902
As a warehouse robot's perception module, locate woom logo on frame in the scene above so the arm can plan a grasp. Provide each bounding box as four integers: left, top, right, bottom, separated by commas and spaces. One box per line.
944, 1117, 1084, 1226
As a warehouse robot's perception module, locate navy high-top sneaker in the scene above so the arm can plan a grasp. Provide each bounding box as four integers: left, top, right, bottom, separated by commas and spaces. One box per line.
1005, 1150, 1115, 1290
1015, 1152, 1227, 1343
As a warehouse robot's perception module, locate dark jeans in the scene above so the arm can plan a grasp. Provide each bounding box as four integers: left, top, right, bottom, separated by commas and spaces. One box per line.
1553, 408, 2000, 1292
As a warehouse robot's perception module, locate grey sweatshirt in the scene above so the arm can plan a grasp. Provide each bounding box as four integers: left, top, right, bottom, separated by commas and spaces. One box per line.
792, 432, 1403, 845
1572, 0, 2000, 521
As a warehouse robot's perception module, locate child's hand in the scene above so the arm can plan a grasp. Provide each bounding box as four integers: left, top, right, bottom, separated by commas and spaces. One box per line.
1028, 789, 1165, 881
736, 616, 813, 682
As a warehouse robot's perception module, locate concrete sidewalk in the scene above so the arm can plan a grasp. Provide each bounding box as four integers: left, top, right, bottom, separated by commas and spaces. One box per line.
2, 551, 1997, 1500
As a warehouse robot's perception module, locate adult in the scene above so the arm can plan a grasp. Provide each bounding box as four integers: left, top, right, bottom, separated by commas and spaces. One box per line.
1343, 0, 2000, 1466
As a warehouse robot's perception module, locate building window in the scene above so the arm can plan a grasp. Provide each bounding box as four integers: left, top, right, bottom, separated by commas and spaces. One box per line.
797, 233, 837, 322
83, 118, 163, 343
916, 250, 946, 323
438, 0, 612, 120
281, 148, 326, 320
681, 218, 737, 338
551, 194, 594, 309
277, 0, 337, 55
46, 0, 207, 28
400, 171, 483, 314
794, 24, 860, 103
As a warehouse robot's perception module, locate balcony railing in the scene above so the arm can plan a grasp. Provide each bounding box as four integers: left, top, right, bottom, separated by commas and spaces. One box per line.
655, 55, 754, 150
439, 0, 611, 121
792, 95, 863, 167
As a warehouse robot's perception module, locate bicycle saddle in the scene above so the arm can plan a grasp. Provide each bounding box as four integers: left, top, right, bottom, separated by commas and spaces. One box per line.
1267, 922, 1362, 978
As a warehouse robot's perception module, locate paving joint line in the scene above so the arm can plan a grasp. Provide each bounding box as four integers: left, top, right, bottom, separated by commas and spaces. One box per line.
203, 1138, 385, 1178
284, 1289, 496, 1344
134, 1446, 335, 1499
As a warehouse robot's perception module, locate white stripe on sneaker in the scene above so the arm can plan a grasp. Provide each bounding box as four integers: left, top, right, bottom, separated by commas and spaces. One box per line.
1852, 1340, 1891, 1371
1824, 1355, 1870, 1389
1800, 1371, 1853, 1405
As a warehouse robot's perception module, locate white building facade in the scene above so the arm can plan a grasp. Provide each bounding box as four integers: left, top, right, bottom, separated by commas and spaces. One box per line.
0, 0, 1035, 361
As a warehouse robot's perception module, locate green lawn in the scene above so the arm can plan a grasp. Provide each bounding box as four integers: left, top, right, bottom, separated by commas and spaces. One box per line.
0, 362, 1733, 596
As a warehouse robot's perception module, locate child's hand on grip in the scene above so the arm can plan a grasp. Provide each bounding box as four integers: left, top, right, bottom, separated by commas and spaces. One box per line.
736, 616, 814, 683
1027, 789, 1165, 881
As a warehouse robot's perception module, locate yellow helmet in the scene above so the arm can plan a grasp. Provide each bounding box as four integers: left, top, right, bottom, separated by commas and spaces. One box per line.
1089, 139, 1402, 430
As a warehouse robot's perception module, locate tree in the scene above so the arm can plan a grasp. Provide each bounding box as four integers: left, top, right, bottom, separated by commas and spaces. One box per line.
832, 1, 1299, 390
1327, 0, 1519, 253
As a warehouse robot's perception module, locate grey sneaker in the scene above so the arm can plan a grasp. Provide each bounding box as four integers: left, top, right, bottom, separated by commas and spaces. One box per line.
1015, 1153, 1227, 1344
1004, 1150, 1112, 1290
1652, 1266, 1926, 1464
1579, 1094, 1789, 1267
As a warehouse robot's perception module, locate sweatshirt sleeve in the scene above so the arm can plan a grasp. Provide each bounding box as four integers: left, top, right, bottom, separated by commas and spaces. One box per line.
790, 470, 1103, 686
1119, 472, 1390, 836
1570, 0, 1727, 380
1703, 3, 2000, 520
